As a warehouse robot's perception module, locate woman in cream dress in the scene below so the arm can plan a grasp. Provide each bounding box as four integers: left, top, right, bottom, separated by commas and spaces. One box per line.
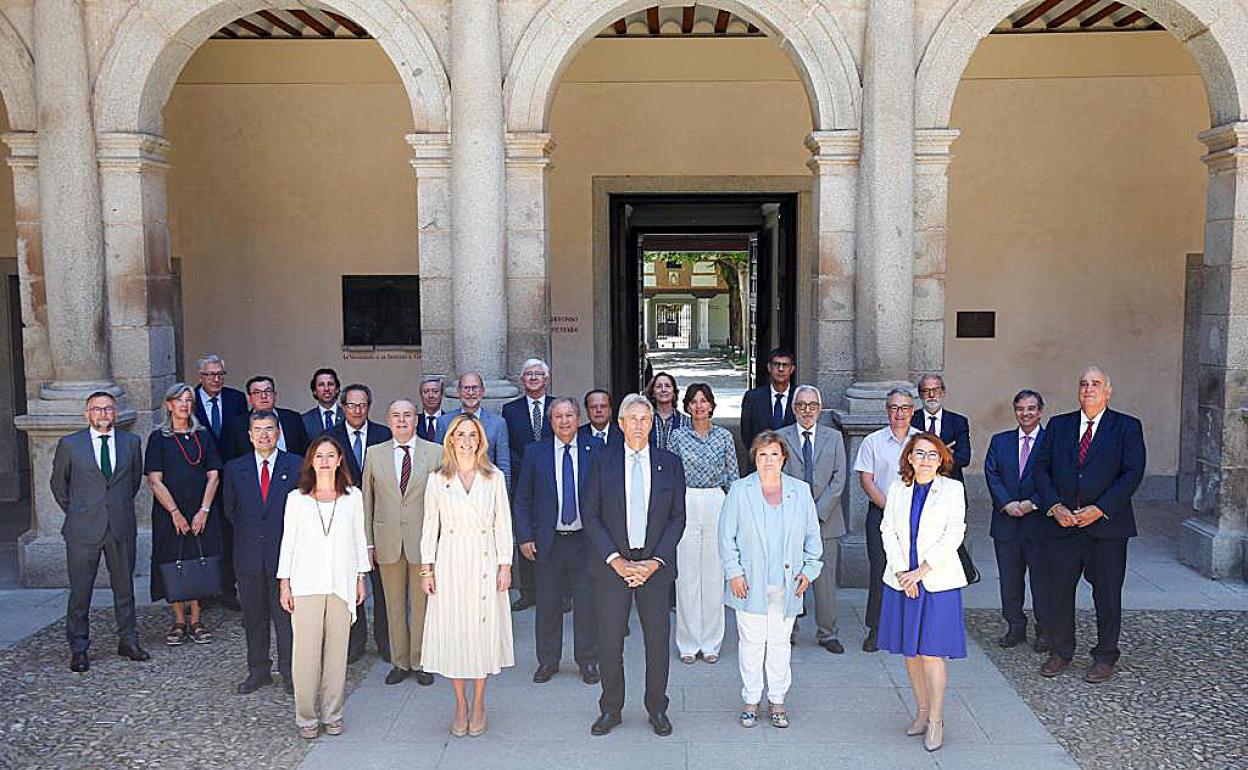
421, 413, 514, 737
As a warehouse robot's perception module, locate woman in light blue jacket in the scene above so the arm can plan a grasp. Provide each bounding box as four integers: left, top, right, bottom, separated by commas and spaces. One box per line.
720, 430, 822, 729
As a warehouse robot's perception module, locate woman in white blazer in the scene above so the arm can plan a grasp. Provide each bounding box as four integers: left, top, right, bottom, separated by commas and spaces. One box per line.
878, 432, 968, 753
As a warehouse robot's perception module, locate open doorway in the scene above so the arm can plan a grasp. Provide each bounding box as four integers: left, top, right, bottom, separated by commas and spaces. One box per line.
610, 193, 797, 418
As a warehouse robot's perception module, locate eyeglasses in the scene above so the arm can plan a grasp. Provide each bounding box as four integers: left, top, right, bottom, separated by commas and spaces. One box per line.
522, 371, 546, 379
919, 388, 944, 397
911, 450, 941, 461
793, 402, 820, 410
460, 385, 483, 393
199, 371, 227, 379
87, 406, 116, 414
249, 388, 275, 396
886, 404, 913, 413
768, 361, 794, 369
344, 402, 369, 411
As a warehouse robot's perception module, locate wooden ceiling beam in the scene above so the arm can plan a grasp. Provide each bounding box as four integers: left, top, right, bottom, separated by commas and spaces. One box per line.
233, 17, 272, 37
324, 11, 368, 37
1012, 0, 1064, 28
257, 10, 301, 37
289, 9, 334, 37
682, 6, 695, 34
218, 25, 239, 38
613, 18, 627, 35
1114, 9, 1147, 27
646, 7, 660, 35
714, 9, 731, 34
1048, 0, 1100, 28
747, 24, 759, 34
1081, 2, 1124, 27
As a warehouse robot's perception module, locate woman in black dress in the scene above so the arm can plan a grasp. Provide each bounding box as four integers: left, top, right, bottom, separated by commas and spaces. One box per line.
146, 382, 223, 646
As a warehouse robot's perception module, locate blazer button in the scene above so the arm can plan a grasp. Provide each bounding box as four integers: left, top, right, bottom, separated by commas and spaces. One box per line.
784, 563, 790, 569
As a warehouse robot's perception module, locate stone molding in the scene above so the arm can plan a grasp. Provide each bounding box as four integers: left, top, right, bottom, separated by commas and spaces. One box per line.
96, 132, 172, 173
2, 130, 37, 168
505, 132, 555, 169
914, 128, 960, 166
407, 132, 453, 171
1199, 122, 1248, 173
805, 130, 861, 171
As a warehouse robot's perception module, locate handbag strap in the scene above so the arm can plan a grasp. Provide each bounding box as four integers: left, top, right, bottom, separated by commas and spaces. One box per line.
175, 533, 206, 562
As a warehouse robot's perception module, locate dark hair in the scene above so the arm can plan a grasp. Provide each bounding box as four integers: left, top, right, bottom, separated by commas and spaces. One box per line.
341, 383, 372, 406
766, 348, 796, 366
248, 409, 280, 428
309, 368, 341, 393
750, 429, 789, 464
644, 372, 680, 408
297, 435, 353, 495
245, 375, 275, 393
1013, 389, 1045, 410
85, 390, 115, 405
899, 432, 954, 485
583, 388, 611, 407
682, 383, 716, 413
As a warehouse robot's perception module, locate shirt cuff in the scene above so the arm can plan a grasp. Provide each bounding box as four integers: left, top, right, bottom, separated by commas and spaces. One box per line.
653, 557, 666, 567
606, 551, 620, 564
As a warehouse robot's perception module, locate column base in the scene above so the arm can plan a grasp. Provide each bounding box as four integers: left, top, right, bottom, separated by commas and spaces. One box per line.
1178, 516, 1245, 579
845, 380, 915, 415
18, 529, 152, 588
839, 534, 869, 588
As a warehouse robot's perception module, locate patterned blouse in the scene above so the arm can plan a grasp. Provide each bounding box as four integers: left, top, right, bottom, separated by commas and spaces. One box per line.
668, 424, 740, 492
649, 409, 689, 452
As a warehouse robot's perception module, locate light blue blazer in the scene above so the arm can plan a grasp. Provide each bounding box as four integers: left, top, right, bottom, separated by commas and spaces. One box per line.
719, 473, 822, 618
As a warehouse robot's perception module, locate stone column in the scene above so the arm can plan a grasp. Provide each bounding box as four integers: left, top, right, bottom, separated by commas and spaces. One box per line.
2, 133, 51, 396
504, 132, 553, 379
1179, 122, 1248, 579
697, 296, 711, 350
408, 133, 454, 381
449, 0, 516, 403
912, 129, 959, 376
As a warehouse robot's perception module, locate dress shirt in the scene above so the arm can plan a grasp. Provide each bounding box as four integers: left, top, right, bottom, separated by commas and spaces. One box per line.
922, 408, 943, 436
668, 424, 738, 492
798, 422, 818, 446
347, 421, 369, 447
1079, 408, 1105, 443
276, 489, 371, 621
770, 385, 792, 418
590, 424, 611, 443
853, 425, 920, 496
198, 389, 221, 428
89, 428, 115, 471
318, 406, 339, 429
421, 411, 442, 437
554, 436, 582, 531
1018, 425, 1040, 466
393, 439, 417, 492
254, 449, 278, 478
528, 396, 545, 428
609, 444, 652, 561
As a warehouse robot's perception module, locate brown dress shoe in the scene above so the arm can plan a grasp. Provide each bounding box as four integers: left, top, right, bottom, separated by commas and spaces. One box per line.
1039, 654, 1070, 677
1084, 662, 1116, 683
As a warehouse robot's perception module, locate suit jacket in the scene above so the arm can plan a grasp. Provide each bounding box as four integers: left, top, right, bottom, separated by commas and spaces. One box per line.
1031, 409, 1145, 540
301, 404, 345, 439
512, 436, 600, 559
983, 426, 1046, 542
777, 420, 847, 538
193, 385, 247, 442
224, 407, 309, 462
739, 384, 796, 453
325, 419, 392, 485
578, 422, 624, 449
221, 449, 300, 576
912, 409, 972, 481
50, 428, 144, 545
435, 407, 512, 487
502, 395, 554, 488
880, 476, 968, 593
415, 411, 443, 443
361, 437, 443, 564
582, 445, 686, 583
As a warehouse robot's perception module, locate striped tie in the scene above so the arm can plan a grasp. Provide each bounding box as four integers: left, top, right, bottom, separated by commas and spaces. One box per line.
1078, 421, 1095, 466
399, 445, 412, 495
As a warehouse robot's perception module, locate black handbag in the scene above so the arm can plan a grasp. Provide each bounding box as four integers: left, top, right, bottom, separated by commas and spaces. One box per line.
158, 535, 222, 602
957, 543, 980, 585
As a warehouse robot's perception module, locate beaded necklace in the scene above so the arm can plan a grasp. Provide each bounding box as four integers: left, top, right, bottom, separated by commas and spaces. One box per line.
173, 429, 204, 467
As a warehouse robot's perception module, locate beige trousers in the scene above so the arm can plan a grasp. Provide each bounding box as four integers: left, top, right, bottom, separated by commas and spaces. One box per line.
379, 552, 427, 671
291, 593, 351, 729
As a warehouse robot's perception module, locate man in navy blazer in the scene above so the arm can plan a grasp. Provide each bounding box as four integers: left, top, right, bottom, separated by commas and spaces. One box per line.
502, 359, 555, 611
223, 376, 309, 461
513, 398, 601, 686
912, 374, 971, 481
222, 410, 301, 694
579, 389, 624, 448
738, 348, 797, 459
1032, 367, 1145, 684
326, 384, 393, 663
192, 353, 247, 444
582, 394, 686, 737
984, 389, 1050, 652
435, 372, 511, 485
300, 367, 344, 438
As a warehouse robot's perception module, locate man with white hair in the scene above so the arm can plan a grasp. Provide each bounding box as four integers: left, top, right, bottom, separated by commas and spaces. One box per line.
192, 354, 246, 443
502, 358, 555, 611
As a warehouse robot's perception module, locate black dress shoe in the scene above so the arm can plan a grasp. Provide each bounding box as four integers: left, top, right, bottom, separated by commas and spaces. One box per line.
221, 594, 243, 612
862, 629, 878, 653
69, 651, 89, 673
998, 631, 1026, 648
580, 663, 600, 685
648, 712, 673, 736
283, 676, 294, 695
117, 642, 150, 661
511, 596, 535, 612
236, 673, 273, 694
561, 596, 573, 614
533, 664, 559, 683
414, 670, 435, 686
1033, 636, 1051, 653
384, 667, 410, 685
819, 638, 845, 654
590, 712, 621, 736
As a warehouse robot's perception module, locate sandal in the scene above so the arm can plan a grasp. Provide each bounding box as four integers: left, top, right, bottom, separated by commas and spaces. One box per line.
770, 707, 789, 729
679, 655, 697, 664
324, 720, 343, 736
298, 725, 319, 740
165, 623, 187, 646
188, 622, 213, 644
703, 654, 719, 664
740, 705, 758, 728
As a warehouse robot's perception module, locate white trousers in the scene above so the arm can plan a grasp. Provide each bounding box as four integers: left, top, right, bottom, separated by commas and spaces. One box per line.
676, 487, 726, 657
736, 587, 796, 705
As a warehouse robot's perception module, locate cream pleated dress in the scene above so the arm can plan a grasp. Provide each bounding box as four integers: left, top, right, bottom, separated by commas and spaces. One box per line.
419, 468, 515, 678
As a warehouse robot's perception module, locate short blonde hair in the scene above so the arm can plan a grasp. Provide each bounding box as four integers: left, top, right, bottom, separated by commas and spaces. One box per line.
436, 413, 496, 479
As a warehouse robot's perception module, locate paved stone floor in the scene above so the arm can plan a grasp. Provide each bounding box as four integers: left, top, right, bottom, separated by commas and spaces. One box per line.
648, 349, 748, 418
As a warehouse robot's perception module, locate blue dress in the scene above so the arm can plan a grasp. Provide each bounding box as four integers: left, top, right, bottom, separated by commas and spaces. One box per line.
877, 481, 967, 658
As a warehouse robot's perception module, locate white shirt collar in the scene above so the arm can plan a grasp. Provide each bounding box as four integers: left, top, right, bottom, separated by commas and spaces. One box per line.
255, 449, 277, 470
924, 407, 944, 422
798, 422, 817, 440
90, 428, 114, 441
1018, 425, 1041, 440
347, 421, 368, 438
555, 435, 577, 451
395, 438, 415, 450
626, 444, 650, 461
1081, 408, 1106, 426
769, 384, 790, 399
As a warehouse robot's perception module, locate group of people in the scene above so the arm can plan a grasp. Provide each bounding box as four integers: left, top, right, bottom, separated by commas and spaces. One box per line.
49, 347, 1145, 752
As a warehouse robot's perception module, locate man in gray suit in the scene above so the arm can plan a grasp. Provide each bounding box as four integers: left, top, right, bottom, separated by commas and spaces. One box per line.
50, 391, 148, 672
778, 385, 847, 654
435, 371, 512, 486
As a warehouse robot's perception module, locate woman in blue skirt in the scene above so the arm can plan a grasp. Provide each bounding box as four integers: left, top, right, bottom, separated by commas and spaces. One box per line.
878, 432, 968, 752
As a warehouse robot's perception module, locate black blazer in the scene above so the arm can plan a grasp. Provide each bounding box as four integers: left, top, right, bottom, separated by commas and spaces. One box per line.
578, 422, 624, 449
221, 450, 301, 577
912, 409, 971, 480
325, 419, 393, 485
739, 384, 795, 452
193, 385, 248, 442
1032, 409, 1145, 540
512, 437, 600, 559
582, 445, 686, 582
223, 407, 309, 462
983, 426, 1045, 542
502, 395, 555, 488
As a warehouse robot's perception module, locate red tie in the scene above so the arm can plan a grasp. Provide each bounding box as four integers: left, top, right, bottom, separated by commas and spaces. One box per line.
1078, 421, 1095, 466
400, 445, 412, 495
260, 458, 271, 503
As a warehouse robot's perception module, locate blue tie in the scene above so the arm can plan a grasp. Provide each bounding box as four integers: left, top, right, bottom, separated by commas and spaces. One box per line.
352, 430, 364, 471
772, 392, 784, 428
324, 410, 334, 431
209, 397, 221, 438
802, 430, 814, 490
561, 444, 577, 526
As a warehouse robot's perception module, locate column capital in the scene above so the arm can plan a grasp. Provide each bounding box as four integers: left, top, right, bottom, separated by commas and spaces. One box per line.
805, 130, 861, 171
1199, 122, 1248, 173
407, 132, 452, 176
2, 131, 37, 169
96, 132, 171, 173
505, 132, 554, 168
915, 128, 960, 166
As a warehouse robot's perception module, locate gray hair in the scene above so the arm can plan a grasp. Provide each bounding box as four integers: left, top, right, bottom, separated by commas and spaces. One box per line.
420, 375, 444, 393
1080, 365, 1112, 387
458, 371, 484, 389
619, 392, 655, 419
340, 383, 372, 406
248, 409, 281, 429
548, 396, 580, 417
885, 387, 915, 404
916, 373, 945, 391
793, 384, 822, 404
519, 358, 550, 378
160, 382, 203, 436
196, 353, 225, 371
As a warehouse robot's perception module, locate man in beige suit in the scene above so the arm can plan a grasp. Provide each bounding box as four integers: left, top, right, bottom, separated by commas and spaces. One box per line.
363, 399, 443, 686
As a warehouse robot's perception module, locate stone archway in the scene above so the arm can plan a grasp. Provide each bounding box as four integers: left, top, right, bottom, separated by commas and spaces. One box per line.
915, 0, 1248, 578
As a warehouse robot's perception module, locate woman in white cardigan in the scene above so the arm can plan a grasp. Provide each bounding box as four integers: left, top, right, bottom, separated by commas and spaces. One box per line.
278, 435, 370, 740
878, 432, 968, 752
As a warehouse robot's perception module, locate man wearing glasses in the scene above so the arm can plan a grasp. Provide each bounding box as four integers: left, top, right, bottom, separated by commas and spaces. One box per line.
502, 358, 555, 611
739, 348, 798, 460
852, 388, 920, 652
192, 354, 247, 444
223, 376, 309, 461
910, 374, 972, 482
435, 371, 512, 486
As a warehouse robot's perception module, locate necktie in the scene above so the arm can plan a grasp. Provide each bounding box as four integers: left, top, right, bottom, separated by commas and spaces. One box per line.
561, 444, 578, 526
628, 453, 646, 549
99, 435, 112, 480
352, 430, 364, 471
772, 392, 784, 428
399, 445, 412, 495
260, 458, 271, 503
324, 410, 334, 431
531, 400, 542, 442
209, 397, 221, 437
802, 430, 814, 489
594, 430, 607, 447
1078, 421, 1095, 466
1019, 434, 1033, 480
928, 415, 937, 434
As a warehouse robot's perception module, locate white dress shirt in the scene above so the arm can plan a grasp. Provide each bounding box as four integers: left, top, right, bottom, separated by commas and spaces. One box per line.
393, 439, 417, 492
623, 444, 651, 549
853, 425, 921, 499
798, 422, 818, 447
198, 388, 221, 422
1079, 408, 1105, 442
769, 385, 792, 420
1017, 425, 1040, 468
922, 408, 943, 436
254, 449, 279, 478
590, 424, 611, 443
318, 405, 341, 429
89, 428, 115, 471
554, 436, 582, 531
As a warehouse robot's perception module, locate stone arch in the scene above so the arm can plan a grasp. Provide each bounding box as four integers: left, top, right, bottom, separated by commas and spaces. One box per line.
503, 0, 861, 132
916, 0, 1248, 129
0, 11, 35, 132
94, 0, 449, 134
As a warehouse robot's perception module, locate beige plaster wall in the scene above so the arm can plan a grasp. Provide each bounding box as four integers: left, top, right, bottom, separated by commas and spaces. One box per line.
947, 32, 1208, 478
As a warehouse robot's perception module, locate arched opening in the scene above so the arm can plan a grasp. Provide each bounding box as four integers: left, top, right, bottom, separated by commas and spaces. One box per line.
0, 92, 29, 556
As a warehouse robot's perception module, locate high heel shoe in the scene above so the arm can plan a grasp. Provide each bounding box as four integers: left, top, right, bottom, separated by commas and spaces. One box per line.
451, 714, 469, 738
924, 720, 944, 752
468, 712, 487, 737
906, 709, 929, 736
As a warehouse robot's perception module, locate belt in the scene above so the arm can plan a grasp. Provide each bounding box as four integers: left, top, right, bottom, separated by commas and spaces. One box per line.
554, 529, 583, 537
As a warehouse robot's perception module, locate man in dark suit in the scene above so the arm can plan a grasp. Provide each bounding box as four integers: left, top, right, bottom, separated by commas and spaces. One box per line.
192, 353, 247, 444
415, 376, 444, 443
583, 394, 686, 737
300, 367, 344, 438
984, 389, 1050, 652
222, 410, 300, 694
326, 383, 393, 663
1032, 367, 1144, 684
502, 358, 555, 612
579, 389, 624, 448
911, 373, 971, 481
50, 391, 148, 672
514, 397, 601, 686
739, 348, 797, 458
